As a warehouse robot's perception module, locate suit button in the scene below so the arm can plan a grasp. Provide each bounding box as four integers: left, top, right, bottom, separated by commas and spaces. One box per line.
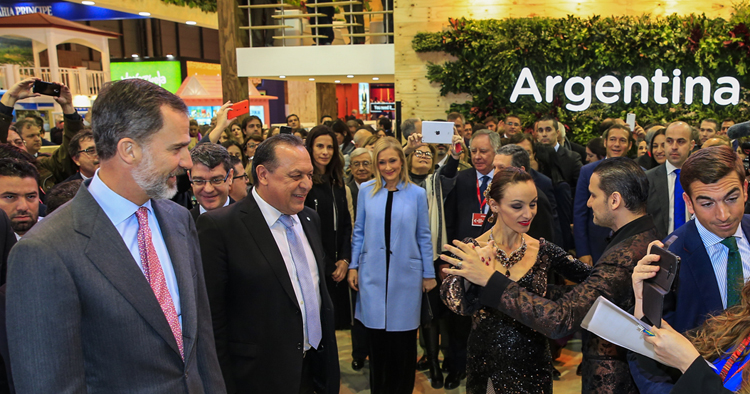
297, 343, 302, 350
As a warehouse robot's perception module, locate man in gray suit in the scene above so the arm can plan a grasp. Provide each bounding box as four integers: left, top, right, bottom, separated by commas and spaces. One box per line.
646, 121, 695, 236
5, 79, 226, 393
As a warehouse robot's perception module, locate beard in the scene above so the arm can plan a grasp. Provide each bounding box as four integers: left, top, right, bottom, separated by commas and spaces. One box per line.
10, 211, 37, 235
132, 151, 180, 200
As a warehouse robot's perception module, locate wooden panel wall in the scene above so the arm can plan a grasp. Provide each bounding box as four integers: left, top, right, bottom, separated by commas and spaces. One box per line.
316, 83, 338, 123
287, 81, 318, 125
394, 0, 734, 121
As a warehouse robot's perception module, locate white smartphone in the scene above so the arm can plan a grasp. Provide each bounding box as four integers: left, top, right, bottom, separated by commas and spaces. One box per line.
626, 113, 636, 132
421, 121, 454, 144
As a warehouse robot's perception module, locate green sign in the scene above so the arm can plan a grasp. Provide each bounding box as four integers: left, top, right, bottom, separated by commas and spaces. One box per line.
110, 61, 182, 93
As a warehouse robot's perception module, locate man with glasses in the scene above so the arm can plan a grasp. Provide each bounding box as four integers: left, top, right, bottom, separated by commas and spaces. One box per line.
504, 115, 522, 138
188, 142, 234, 222
228, 156, 249, 202
65, 131, 99, 181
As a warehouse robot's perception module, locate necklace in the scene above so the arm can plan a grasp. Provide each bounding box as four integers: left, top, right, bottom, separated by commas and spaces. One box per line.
489, 232, 527, 277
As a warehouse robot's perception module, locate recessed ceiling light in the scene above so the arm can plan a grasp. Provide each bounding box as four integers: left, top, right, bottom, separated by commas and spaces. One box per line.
334, 80, 341, 83
372, 77, 379, 81
166, 54, 174, 58
279, 75, 286, 79
346, 75, 354, 78
139, 11, 151, 16
309, 78, 315, 81
131, 53, 139, 58
82, 1, 95, 5
186, 21, 197, 25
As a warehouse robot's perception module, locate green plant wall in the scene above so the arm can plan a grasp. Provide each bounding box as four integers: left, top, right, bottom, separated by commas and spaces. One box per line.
412, 5, 750, 143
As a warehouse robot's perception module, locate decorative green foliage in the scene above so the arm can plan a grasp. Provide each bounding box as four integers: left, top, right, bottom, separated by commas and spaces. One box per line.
160, 0, 217, 13
412, 5, 750, 143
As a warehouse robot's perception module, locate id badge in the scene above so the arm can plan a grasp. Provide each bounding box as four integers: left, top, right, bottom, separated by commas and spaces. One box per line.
471, 213, 486, 227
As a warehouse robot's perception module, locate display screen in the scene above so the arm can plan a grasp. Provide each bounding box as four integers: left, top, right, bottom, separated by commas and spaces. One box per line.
110, 61, 182, 94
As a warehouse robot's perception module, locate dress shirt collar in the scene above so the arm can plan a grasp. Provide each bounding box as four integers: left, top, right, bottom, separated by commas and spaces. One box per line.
553, 142, 560, 152
665, 160, 678, 175
476, 169, 495, 182
695, 215, 744, 249
252, 187, 299, 228
88, 169, 154, 226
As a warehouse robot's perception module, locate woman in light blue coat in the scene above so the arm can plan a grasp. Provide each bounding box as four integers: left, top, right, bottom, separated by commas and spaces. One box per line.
348, 137, 436, 394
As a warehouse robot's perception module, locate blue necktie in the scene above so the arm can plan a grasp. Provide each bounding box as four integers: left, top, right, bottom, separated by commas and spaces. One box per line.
674, 169, 686, 229
278, 215, 322, 349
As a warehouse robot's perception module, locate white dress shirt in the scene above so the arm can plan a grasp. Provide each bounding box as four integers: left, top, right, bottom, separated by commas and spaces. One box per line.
252, 187, 321, 350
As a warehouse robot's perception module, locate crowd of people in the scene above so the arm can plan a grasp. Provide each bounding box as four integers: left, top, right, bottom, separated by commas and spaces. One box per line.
0, 75, 747, 394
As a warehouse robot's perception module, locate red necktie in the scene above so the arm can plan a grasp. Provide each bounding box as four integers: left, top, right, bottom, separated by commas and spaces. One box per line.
135, 207, 184, 359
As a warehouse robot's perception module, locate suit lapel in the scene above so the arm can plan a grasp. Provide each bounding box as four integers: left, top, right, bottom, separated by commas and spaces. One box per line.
73, 186, 182, 357
299, 210, 327, 281
239, 195, 298, 305
657, 165, 669, 234
681, 221, 723, 312
153, 200, 196, 360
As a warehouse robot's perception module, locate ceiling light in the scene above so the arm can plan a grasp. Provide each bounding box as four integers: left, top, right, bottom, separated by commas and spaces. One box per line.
139, 11, 151, 16
334, 80, 341, 83
186, 21, 197, 25
81, 1, 95, 4
309, 78, 315, 81
346, 75, 354, 78
372, 77, 379, 81
279, 75, 286, 79
131, 53, 139, 58
166, 54, 174, 58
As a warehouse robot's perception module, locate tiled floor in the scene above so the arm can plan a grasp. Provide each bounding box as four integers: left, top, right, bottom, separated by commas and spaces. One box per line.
337, 330, 583, 394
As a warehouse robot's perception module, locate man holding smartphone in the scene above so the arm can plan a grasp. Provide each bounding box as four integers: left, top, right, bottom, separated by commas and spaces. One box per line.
0, 78, 82, 192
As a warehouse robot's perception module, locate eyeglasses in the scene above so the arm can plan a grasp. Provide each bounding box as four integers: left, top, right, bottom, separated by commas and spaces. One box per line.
351, 160, 371, 168
78, 147, 97, 156
246, 143, 258, 150
246, 124, 262, 129
233, 174, 249, 182
506, 122, 521, 127
189, 171, 231, 187
414, 151, 433, 158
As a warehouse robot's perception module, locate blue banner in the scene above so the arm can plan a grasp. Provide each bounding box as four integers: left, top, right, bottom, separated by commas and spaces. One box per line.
0, 1, 145, 21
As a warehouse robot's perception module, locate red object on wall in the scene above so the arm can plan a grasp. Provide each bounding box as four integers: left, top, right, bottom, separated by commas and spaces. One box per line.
336, 84, 359, 120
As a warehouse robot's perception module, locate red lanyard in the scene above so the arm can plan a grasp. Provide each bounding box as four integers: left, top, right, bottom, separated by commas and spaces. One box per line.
476, 179, 487, 210
720, 334, 750, 381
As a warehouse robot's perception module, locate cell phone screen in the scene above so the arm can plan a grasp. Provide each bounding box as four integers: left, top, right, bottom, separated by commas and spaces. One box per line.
32, 81, 61, 97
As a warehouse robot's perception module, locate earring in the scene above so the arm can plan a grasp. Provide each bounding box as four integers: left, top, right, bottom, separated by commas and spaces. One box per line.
488, 211, 497, 223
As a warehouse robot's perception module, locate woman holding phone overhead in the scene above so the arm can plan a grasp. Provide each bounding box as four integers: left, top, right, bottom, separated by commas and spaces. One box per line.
348, 137, 436, 394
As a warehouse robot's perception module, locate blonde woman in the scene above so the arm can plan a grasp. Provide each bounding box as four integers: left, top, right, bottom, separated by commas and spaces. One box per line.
348, 137, 436, 394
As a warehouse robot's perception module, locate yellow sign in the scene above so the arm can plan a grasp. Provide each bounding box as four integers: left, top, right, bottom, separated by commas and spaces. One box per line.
186, 61, 221, 77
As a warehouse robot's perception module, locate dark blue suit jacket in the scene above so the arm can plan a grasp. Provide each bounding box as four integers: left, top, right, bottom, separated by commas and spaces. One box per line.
664, 215, 750, 332
573, 160, 609, 261
630, 215, 750, 394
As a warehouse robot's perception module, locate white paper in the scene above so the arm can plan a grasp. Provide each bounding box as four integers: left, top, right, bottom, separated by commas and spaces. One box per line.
581, 296, 657, 359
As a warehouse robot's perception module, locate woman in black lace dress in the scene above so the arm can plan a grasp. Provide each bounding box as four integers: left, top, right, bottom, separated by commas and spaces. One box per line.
440, 167, 591, 394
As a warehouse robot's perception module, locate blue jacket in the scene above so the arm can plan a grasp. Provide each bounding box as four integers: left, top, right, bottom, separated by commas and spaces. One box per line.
350, 179, 435, 332
573, 160, 609, 261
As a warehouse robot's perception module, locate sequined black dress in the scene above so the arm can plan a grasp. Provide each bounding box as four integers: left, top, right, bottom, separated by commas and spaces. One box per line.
441, 238, 592, 394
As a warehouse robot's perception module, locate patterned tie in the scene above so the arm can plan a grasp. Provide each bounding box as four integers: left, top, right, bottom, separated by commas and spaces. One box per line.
673, 169, 686, 229
135, 207, 184, 359
479, 175, 490, 209
278, 214, 322, 349
721, 236, 744, 308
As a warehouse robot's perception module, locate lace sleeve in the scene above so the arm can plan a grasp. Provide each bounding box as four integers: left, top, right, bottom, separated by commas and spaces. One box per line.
440, 275, 482, 316
541, 239, 592, 284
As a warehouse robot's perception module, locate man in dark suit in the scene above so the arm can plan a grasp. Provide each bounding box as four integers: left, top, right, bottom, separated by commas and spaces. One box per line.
574, 124, 634, 265
0, 209, 15, 394
646, 121, 695, 237
197, 134, 340, 394
535, 116, 582, 195
188, 142, 234, 223
483, 144, 557, 243
440, 129, 500, 389
5, 79, 225, 392
631, 146, 750, 393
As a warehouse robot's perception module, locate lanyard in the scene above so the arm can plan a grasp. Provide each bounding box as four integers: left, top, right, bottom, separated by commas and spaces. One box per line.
720, 334, 750, 381
476, 179, 487, 211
